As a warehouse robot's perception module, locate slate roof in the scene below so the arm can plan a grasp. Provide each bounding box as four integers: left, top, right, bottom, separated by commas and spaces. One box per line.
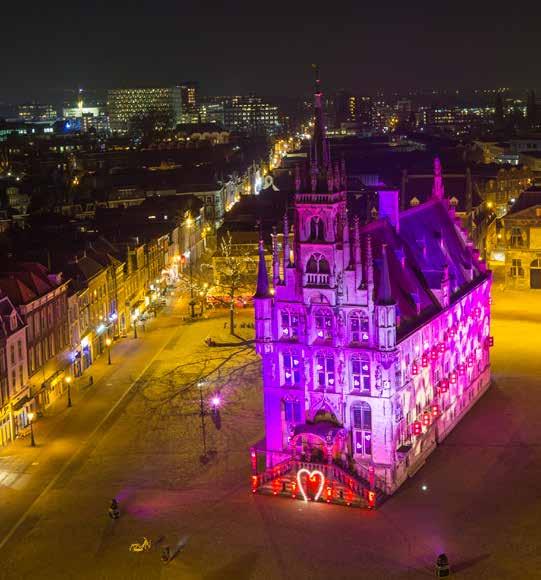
507, 188, 541, 215
0, 262, 63, 306
359, 198, 486, 336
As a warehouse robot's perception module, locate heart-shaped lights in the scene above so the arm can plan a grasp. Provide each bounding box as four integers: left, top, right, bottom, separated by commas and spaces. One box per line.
296, 468, 325, 502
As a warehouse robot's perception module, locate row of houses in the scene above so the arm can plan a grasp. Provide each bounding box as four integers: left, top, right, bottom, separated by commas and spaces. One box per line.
0, 195, 207, 447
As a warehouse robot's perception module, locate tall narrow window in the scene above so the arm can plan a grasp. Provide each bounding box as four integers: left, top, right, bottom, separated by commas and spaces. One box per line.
351, 355, 370, 392
315, 309, 333, 340
310, 217, 325, 241
284, 400, 302, 423
350, 312, 369, 343
281, 310, 299, 340
283, 352, 301, 386
352, 402, 372, 455
316, 353, 335, 388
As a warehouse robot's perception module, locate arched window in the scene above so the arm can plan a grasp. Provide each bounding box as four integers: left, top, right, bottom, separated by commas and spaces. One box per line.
314, 309, 333, 340
306, 253, 330, 274
352, 402, 372, 455
280, 310, 299, 339
310, 216, 325, 241
350, 311, 369, 343
282, 351, 301, 386
315, 352, 335, 388
351, 355, 370, 392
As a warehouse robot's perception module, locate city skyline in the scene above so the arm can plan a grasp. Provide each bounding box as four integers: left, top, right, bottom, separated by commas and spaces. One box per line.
2, 0, 540, 102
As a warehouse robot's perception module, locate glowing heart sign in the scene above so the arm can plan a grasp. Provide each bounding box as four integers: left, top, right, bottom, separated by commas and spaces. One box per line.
297, 469, 325, 502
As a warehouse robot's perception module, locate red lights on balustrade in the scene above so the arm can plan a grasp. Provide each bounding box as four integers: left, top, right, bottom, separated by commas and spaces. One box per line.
449, 371, 457, 385
438, 342, 446, 354
430, 348, 438, 361
411, 421, 423, 436
412, 362, 419, 376
448, 326, 456, 338
421, 354, 429, 367
431, 403, 440, 417
488, 336, 494, 347
422, 411, 432, 427
437, 379, 449, 394
473, 306, 481, 319
457, 363, 466, 374
291, 480, 297, 498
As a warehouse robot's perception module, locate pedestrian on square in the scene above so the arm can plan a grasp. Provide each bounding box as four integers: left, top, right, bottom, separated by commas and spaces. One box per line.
89, 375, 93, 386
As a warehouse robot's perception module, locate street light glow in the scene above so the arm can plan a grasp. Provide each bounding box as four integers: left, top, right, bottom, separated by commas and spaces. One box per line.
211, 396, 221, 407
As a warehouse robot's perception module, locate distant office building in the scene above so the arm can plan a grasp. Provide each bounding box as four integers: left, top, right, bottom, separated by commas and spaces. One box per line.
223, 96, 280, 136
18, 103, 57, 122
62, 91, 109, 133
357, 96, 373, 132
180, 81, 198, 123
107, 87, 182, 132
199, 103, 225, 126
335, 90, 357, 127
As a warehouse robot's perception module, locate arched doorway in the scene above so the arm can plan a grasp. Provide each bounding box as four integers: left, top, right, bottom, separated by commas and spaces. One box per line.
531, 259, 541, 289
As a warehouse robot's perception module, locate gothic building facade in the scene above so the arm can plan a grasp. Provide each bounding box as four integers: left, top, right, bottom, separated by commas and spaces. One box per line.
252, 80, 493, 503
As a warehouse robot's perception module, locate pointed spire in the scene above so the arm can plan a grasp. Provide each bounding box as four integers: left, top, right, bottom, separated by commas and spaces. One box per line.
353, 216, 362, 285
432, 157, 445, 200
340, 157, 347, 189
272, 226, 280, 286
366, 234, 374, 288
377, 244, 394, 305
294, 164, 301, 192
254, 239, 270, 298
283, 211, 290, 268
311, 63, 328, 173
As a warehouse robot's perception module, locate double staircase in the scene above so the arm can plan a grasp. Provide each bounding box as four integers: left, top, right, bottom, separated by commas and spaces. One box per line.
252, 458, 386, 509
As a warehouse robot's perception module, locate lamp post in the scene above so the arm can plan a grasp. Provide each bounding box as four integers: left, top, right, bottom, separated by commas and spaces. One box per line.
106, 337, 112, 365
185, 249, 196, 319
185, 214, 196, 319
198, 382, 207, 458
65, 375, 72, 407
28, 412, 36, 447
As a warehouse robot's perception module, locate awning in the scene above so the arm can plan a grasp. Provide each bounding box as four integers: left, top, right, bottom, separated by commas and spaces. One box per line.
12, 394, 31, 411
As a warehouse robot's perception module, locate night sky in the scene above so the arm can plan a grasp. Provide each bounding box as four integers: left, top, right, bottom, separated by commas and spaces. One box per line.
2, 0, 540, 101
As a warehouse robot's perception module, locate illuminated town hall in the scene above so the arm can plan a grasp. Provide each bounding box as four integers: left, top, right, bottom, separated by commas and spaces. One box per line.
252, 80, 493, 506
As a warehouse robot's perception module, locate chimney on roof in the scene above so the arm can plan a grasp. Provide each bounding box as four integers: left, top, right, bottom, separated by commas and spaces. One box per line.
378, 189, 399, 232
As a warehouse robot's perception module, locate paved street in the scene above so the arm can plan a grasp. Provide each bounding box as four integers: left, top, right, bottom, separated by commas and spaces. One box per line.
0, 287, 540, 579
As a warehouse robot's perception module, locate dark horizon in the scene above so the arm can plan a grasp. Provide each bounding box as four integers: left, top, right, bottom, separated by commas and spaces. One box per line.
1, 0, 540, 103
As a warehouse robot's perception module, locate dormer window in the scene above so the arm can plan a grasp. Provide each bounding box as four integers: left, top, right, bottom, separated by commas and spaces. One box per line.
10, 313, 17, 332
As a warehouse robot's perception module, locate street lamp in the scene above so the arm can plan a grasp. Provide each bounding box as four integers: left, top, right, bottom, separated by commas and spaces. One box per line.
197, 381, 207, 458
65, 375, 72, 407
28, 412, 36, 447
106, 337, 112, 365
133, 316, 138, 339
184, 249, 196, 318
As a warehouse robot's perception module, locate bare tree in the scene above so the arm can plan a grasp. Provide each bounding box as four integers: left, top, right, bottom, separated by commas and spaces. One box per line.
214, 231, 256, 335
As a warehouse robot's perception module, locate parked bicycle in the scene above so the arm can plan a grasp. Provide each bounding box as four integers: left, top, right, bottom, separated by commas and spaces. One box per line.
129, 537, 152, 552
